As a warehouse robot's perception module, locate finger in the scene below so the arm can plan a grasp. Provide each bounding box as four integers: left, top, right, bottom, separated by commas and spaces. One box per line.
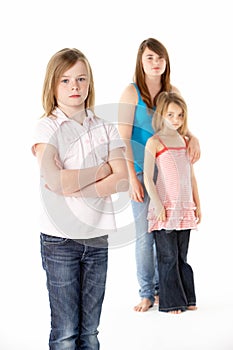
190, 151, 200, 164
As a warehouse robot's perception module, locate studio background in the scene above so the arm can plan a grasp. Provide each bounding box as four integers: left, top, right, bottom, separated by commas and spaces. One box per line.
1, 0, 232, 349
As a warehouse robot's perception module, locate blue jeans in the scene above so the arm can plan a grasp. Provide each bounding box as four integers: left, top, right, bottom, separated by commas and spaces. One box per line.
154, 229, 196, 312
131, 173, 159, 305
40, 233, 108, 350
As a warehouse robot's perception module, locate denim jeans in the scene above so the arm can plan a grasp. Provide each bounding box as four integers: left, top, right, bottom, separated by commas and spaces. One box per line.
40, 233, 108, 350
154, 229, 196, 312
131, 173, 159, 305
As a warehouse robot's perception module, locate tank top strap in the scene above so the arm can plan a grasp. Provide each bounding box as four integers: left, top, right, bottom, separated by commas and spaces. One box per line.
131, 82, 144, 105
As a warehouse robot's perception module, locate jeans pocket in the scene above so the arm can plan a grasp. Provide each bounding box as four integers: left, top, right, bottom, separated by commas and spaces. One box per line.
40, 233, 68, 246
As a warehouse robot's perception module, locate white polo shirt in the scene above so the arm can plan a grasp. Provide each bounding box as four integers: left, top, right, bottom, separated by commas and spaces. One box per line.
32, 108, 125, 239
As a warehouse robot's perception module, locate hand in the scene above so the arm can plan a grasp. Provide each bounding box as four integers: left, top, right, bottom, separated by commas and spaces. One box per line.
54, 154, 63, 169
99, 162, 112, 179
129, 176, 144, 202
157, 206, 166, 221
187, 136, 201, 164
195, 207, 202, 224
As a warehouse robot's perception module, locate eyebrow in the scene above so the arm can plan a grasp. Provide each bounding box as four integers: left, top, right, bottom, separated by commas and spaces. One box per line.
61, 73, 88, 77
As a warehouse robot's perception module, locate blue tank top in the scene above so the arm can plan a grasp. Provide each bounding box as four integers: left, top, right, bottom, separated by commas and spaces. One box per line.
131, 83, 155, 173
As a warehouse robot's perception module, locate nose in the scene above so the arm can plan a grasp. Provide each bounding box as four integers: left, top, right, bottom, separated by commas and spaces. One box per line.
72, 80, 80, 90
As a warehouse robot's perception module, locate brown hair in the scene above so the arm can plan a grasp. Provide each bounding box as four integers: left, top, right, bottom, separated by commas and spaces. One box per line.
134, 38, 172, 109
42, 48, 95, 117
153, 92, 188, 136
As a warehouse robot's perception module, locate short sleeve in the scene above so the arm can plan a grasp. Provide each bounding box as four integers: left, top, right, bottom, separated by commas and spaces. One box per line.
31, 117, 59, 156
104, 122, 126, 152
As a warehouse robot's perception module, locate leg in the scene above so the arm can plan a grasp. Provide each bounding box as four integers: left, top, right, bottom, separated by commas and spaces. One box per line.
177, 230, 196, 307
131, 173, 159, 310
154, 230, 187, 313
40, 233, 83, 350
78, 237, 108, 350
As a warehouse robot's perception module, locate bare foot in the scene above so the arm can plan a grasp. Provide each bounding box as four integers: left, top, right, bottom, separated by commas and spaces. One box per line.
154, 295, 159, 305
134, 298, 152, 312
187, 305, 198, 311
168, 310, 182, 314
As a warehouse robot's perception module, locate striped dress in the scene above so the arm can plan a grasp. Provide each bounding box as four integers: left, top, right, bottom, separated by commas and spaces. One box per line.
147, 136, 197, 232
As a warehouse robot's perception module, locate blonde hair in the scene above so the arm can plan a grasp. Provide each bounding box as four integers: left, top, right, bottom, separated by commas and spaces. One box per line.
153, 92, 188, 136
41, 48, 95, 117
134, 38, 172, 109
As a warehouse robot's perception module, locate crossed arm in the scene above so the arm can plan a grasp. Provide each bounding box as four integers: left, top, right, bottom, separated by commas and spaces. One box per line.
34, 143, 129, 197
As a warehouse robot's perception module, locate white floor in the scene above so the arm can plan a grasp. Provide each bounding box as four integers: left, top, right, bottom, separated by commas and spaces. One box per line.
99, 243, 233, 350
1, 218, 233, 350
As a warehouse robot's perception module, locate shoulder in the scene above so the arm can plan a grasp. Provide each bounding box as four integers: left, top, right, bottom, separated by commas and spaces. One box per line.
146, 134, 165, 154
146, 135, 160, 150
34, 116, 58, 132
119, 83, 138, 105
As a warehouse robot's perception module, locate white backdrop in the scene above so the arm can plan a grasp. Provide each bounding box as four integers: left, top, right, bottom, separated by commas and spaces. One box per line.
1, 0, 233, 349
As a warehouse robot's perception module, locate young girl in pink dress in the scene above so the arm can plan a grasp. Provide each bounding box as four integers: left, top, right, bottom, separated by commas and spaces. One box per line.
144, 91, 201, 313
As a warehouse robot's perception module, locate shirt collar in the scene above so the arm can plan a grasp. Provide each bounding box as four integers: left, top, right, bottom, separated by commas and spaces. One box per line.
52, 107, 97, 126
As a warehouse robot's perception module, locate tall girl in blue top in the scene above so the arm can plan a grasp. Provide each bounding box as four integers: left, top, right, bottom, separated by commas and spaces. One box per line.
118, 38, 200, 312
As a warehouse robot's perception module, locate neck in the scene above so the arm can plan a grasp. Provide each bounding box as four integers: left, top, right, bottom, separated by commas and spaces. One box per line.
159, 125, 180, 137
145, 75, 162, 99
70, 109, 87, 124
58, 104, 87, 123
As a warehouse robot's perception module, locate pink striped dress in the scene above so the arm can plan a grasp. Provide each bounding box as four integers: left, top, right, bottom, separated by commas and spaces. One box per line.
147, 136, 197, 232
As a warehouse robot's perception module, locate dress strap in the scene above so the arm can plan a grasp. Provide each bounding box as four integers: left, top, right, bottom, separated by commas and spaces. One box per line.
154, 135, 168, 149
154, 135, 168, 157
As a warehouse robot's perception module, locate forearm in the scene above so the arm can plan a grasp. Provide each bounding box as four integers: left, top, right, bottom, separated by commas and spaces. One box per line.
192, 176, 201, 209
60, 163, 112, 193
36, 143, 111, 193
66, 149, 129, 197
47, 163, 111, 194
70, 172, 129, 198
144, 176, 163, 208
123, 140, 137, 180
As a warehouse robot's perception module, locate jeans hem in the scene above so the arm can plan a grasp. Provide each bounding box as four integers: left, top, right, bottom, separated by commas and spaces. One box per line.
159, 305, 187, 312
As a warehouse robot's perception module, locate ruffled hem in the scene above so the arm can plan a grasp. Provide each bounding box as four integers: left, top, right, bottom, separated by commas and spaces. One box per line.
147, 207, 197, 232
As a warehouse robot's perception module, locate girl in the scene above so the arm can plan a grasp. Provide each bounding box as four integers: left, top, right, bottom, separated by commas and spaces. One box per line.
144, 91, 201, 313
118, 38, 200, 312
32, 48, 128, 349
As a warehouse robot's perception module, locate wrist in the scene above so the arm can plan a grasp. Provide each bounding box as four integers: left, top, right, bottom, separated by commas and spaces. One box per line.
100, 162, 112, 178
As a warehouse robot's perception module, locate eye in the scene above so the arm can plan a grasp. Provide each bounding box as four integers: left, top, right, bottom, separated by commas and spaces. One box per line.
61, 79, 69, 84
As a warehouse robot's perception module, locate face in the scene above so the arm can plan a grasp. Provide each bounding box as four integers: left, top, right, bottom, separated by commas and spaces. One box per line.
163, 102, 184, 130
141, 47, 166, 77
56, 60, 89, 115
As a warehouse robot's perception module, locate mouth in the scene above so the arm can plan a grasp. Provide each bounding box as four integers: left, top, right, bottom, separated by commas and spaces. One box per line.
69, 94, 81, 98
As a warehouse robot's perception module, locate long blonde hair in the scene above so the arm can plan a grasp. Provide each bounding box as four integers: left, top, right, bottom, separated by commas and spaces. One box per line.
134, 38, 172, 109
41, 48, 95, 117
153, 92, 188, 136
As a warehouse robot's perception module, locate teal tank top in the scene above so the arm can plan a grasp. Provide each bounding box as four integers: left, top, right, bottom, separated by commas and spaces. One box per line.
131, 83, 155, 173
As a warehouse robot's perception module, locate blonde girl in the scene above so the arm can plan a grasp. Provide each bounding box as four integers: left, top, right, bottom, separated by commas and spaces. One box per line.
144, 91, 201, 313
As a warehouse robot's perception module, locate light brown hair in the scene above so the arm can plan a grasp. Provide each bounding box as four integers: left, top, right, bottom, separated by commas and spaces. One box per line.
153, 91, 188, 136
42, 48, 95, 117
